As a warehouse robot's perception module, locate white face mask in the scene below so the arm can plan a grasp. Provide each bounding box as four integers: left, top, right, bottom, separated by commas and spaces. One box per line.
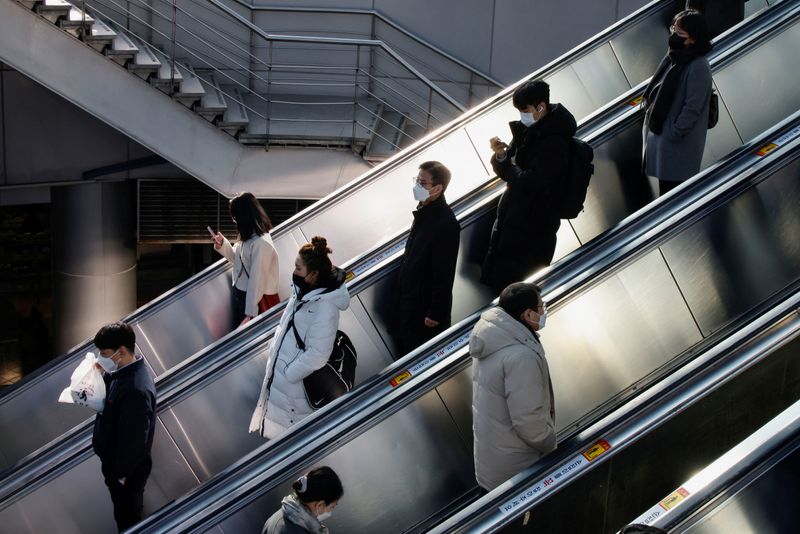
96, 349, 120, 373
536, 310, 547, 330
520, 111, 535, 127
413, 182, 430, 202
317, 511, 332, 522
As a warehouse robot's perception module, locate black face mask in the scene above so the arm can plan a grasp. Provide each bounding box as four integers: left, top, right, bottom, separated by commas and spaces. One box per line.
669, 32, 686, 50
292, 274, 311, 294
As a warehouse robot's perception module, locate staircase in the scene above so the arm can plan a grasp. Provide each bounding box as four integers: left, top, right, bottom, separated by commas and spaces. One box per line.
0, 0, 474, 197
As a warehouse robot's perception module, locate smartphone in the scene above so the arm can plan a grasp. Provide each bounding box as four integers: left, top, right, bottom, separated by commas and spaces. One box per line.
207, 226, 216, 238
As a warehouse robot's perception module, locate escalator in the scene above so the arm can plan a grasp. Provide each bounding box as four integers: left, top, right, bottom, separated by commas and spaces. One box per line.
1, 2, 798, 532
1, 0, 793, 474
129, 112, 800, 533
435, 286, 800, 534
0, 0, 703, 469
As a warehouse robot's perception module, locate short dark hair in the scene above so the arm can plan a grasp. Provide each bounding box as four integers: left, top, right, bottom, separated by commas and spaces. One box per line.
94, 321, 135, 353
292, 466, 344, 505
512, 80, 550, 110
299, 236, 334, 285
230, 191, 272, 240
498, 282, 542, 321
673, 9, 712, 55
419, 160, 452, 191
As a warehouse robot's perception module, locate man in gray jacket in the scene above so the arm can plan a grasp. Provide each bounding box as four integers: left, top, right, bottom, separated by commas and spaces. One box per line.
470, 282, 556, 491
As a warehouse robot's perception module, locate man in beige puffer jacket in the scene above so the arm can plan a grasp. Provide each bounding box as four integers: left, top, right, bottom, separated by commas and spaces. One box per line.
470, 282, 556, 491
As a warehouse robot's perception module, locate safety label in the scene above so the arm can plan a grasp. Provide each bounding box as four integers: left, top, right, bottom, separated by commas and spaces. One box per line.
388, 332, 470, 389
659, 487, 690, 510
498, 454, 588, 515
756, 125, 800, 157
628, 486, 691, 526
348, 239, 407, 280
630, 96, 644, 107
582, 439, 612, 461
389, 371, 412, 388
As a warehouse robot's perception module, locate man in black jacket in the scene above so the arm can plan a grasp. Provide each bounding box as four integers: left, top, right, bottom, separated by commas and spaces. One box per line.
481, 80, 577, 293
92, 321, 156, 532
392, 161, 461, 356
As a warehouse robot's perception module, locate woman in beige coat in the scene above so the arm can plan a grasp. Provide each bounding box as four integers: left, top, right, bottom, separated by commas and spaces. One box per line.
213, 192, 280, 328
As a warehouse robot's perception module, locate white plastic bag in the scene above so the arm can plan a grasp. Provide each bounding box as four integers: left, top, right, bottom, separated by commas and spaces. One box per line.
58, 352, 106, 412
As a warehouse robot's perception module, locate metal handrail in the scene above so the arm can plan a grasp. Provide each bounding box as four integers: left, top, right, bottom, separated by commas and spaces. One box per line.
81, 0, 466, 147
226, 0, 502, 89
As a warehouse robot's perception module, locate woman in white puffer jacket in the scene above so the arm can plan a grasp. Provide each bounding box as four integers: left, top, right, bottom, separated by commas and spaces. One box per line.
249, 236, 350, 439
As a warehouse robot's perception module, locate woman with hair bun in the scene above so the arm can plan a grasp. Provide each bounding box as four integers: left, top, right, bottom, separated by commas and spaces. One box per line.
262, 466, 344, 534
249, 236, 350, 438
212, 191, 280, 328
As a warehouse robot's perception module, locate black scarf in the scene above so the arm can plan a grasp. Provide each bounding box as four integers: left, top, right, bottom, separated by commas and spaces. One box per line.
644, 47, 705, 135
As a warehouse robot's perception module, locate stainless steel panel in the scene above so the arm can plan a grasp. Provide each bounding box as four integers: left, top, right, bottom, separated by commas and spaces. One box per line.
700, 81, 744, 170
0, 419, 197, 533
553, 220, 584, 262
661, 157, 800, 336
610, 3, 675, 87
570, 122, 649, 244
549, 43, 632, 122
715, 21, 800, 143
135, 269, 235, 374
217, 389, 474, 534
159, 304, 396, 482
298, 128, 490, 269
544, 249, 703, 429
746, 0, 771, 18
684, 446, 800, 533
0, 361, 99, 471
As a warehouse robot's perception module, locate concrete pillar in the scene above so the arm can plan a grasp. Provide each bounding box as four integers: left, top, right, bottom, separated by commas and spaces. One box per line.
51, 181, 137, 353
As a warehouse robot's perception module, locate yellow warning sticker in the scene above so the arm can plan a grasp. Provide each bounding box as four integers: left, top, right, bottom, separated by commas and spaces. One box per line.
756, 143, 778, 157
630, 96, 644, 107
659, 487, 690, 510
345, 271, 356, 282
581, 439, 612, 461
389, 371, 412, 388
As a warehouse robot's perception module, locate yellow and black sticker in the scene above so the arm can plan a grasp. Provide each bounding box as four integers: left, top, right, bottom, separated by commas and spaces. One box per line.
582, 439, 612, 462
756, 143, 778, 157
345, 271, 356, 282
630, 96, 644, 107
659, 487, 690, 510
389, 371, 412, 388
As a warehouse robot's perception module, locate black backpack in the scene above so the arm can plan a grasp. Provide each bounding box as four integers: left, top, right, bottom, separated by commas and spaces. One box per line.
558, 137, 595, 219
289, 318, 358, 410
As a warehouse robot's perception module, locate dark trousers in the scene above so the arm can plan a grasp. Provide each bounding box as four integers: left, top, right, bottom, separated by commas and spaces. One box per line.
102, 463, 148, 532
658, 179, 681, 196
395, 318, 446, 357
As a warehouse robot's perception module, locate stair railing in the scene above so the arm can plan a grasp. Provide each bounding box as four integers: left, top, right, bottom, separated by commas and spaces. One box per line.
46, 0, 471, 152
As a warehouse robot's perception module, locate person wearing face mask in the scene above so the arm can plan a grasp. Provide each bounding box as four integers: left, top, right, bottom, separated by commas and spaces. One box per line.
262, 466, 344, 534
249, 237, 350, 439
389, 161, 461, 356
90, 321, 156, 532
483, 79, 577, 294
643, 10, 713, 196
470, 282, 556, 491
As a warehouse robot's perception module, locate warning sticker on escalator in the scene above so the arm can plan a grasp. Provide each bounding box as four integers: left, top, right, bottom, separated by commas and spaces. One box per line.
659, 487, 690, 510
582, 439, 612, 461
756, 125, 800, 157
